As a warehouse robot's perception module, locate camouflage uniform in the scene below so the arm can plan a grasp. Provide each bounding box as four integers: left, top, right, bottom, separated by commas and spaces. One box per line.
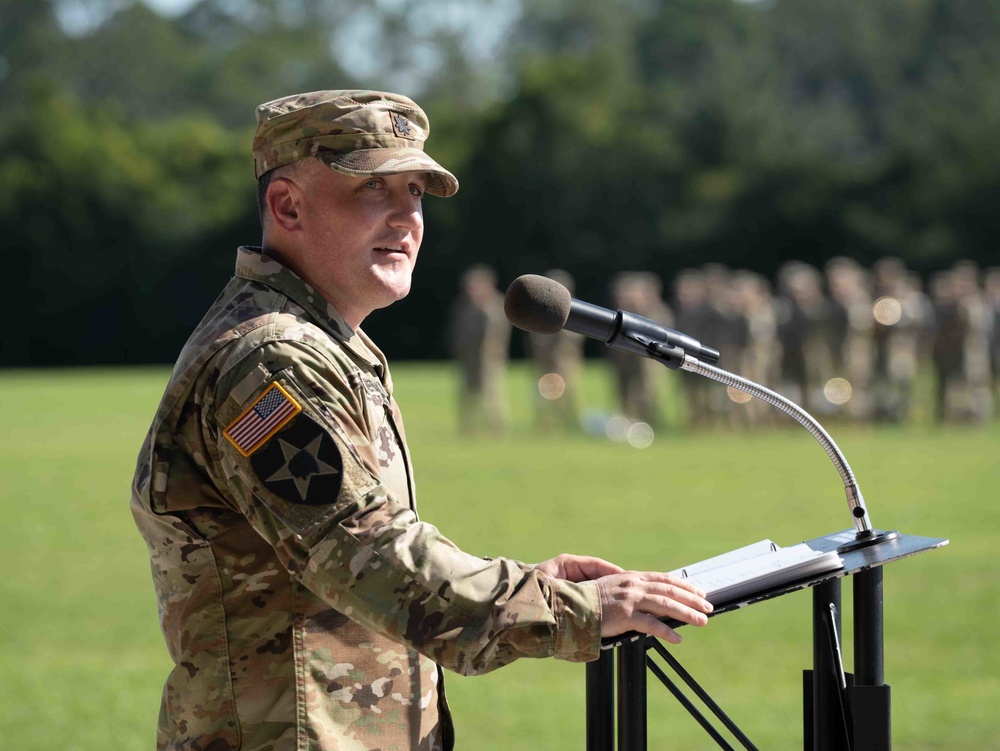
607, 272, 671, 427
527, 270, 585, 430
870, 260, 929, 423
131, 92, 601, 751
730, 271, 780, 426
776, 262, 834, 415
986, 268, 1000, 415
447, 265, 511, 435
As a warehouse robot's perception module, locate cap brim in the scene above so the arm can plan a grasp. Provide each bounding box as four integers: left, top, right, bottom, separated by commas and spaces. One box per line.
316, 148, 459, 198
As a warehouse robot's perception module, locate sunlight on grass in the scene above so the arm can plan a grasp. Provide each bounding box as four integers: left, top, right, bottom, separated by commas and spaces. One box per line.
0, 363, 996, 750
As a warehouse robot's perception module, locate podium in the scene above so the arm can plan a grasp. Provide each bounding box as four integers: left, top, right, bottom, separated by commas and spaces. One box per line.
573, 325, 949, 750
586, 529, 949, 751
500, 274, 951, 750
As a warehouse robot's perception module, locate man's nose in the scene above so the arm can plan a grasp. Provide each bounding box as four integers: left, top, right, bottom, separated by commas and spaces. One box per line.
388, 192, 423, 232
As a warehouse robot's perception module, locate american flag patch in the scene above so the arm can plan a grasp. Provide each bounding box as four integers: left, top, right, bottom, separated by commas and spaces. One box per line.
223, 383, 301, 457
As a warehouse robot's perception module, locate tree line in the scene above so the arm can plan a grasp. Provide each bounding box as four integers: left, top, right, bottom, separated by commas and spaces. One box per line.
2, 0, 998, 365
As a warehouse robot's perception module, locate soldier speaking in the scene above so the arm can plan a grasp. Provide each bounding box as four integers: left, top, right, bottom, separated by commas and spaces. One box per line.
130, 89, 713, 751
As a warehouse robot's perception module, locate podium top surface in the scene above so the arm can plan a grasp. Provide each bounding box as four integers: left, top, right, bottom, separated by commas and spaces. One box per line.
601, 529, 948, 650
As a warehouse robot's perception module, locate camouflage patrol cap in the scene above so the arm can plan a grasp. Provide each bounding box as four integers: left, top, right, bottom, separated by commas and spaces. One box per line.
252, 90, 459, 197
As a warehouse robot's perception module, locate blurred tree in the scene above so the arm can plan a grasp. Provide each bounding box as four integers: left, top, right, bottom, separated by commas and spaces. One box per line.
3, 0, 1000, 365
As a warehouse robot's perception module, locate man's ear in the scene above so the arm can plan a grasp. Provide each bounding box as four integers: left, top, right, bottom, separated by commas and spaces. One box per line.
266, 176, 303, 233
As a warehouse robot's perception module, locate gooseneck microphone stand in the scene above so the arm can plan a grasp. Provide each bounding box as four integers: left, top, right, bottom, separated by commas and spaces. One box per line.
585, 338, 948, 751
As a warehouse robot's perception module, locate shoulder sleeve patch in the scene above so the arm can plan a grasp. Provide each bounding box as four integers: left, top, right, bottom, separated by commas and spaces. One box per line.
223, 382, 301, 457
250, 412, 343, 505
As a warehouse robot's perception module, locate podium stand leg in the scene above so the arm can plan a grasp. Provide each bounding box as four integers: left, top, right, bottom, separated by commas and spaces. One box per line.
587, 650, 614, 751
852, 567, 891, 751
618, 639, 647, 751
853, 567, 884, 686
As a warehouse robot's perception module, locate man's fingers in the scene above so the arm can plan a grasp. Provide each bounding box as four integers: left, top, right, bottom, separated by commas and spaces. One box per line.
534, 554, 625, 582
598, 571, 714, 639
634, 613, 683, 644
631, 570, 708, 599
566, 556, 626, 581
638, 592, 711, 627
640, 581, 714, 616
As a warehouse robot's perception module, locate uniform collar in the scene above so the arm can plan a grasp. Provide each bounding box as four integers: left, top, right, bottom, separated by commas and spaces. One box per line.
235, 246, 389, 386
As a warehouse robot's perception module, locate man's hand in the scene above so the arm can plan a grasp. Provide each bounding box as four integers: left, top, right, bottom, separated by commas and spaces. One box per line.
534, 555, 713, 645
534, 554, 625, 582
597, 571, 712, 644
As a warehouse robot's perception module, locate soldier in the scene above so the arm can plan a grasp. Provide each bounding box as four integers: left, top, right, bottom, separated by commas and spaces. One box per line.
606, 271, 671, 428
700, 265, 749, 426
870, 258, 929, 423
526, 269, 586, 430
929, 268, 964, 422
730, 271, 780, 425
952, 261, 994, 422
447, 264, 511, 435
985, 267, 1000, 416
130, 90, 712, 751
826, 257, 874, 421
672, 268, 712, 427
775, 262, 834, 415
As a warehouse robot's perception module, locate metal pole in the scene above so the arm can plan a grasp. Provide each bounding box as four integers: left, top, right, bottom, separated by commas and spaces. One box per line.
853, 567, 884, 686
587, 650, 615, 751
617, 639, 647, 751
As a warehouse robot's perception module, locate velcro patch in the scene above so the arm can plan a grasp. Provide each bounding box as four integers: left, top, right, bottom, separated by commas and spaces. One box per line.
250, 413, 343, 505
224, 383, 301, 457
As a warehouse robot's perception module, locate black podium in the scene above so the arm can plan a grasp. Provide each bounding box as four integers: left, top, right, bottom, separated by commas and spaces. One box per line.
586, 529, 949, 751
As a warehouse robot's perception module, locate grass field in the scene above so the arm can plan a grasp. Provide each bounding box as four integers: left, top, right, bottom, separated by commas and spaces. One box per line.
0, 363, 997, 750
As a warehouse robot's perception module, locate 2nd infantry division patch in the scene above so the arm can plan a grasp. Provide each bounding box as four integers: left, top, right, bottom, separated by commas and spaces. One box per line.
249, 413, 343, 505
224, 383, 301, 457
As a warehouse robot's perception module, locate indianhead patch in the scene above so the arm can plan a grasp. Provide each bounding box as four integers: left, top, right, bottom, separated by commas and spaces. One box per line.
224, 383, 301, 457
250, 413, 343, 505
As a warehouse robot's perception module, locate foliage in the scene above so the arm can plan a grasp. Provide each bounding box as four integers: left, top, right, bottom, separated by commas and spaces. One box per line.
2, 0, 1000, 364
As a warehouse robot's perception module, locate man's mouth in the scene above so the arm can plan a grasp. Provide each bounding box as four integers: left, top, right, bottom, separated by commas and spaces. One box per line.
374, 244, 406, 254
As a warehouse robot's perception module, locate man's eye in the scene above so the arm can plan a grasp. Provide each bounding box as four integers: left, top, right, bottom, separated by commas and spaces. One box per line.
409, 185, 424, 197
364, 179, 382, 189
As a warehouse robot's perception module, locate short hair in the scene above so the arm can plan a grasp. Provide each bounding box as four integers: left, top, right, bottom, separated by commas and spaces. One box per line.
257, 168, 277, 228
257, 161, 303, 229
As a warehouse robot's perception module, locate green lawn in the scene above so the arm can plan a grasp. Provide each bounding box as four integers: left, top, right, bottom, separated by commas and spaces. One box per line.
0, 363, 996, 750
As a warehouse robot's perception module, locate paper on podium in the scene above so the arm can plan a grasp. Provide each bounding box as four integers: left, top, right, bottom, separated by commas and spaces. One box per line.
670, 540, 844, 605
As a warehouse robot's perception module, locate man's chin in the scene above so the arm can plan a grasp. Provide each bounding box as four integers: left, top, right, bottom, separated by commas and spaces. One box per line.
370, 273, 412, 307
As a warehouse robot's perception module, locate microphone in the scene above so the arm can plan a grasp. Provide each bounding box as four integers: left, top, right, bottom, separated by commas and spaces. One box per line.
504, 274, 720, 366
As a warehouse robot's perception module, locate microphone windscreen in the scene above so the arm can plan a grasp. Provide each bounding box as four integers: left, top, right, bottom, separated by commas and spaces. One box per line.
504, 274, 572, 334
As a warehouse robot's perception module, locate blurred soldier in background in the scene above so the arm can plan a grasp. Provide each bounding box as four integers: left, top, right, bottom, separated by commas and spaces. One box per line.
731, 271, 781, 425
952, 261, 994, 422
448, 264, 511, 435
985, 267, 1000, 417
825, 257, 874, 420
776, 262, 834, 414
870, 258, 930, 423
607, 271, 671, 427
700, 264, 749, 426
673, 268, 713, 427
527, 269, 586, 430
929, 268, 964, 422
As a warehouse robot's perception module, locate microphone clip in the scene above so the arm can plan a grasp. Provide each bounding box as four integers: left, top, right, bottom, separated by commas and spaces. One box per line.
642, 340, 686, 370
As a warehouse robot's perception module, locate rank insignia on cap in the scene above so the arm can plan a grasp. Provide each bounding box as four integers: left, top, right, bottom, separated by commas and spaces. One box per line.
250, 413, 343, 505
224, 383, 302, 457
391, 112, 414, 139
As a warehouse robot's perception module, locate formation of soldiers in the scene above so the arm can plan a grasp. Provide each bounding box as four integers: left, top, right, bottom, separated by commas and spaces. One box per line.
448, 260, 1000, 434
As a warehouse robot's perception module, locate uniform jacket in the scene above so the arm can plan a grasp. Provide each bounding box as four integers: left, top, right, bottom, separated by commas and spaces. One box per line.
131, 246, 602, 751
